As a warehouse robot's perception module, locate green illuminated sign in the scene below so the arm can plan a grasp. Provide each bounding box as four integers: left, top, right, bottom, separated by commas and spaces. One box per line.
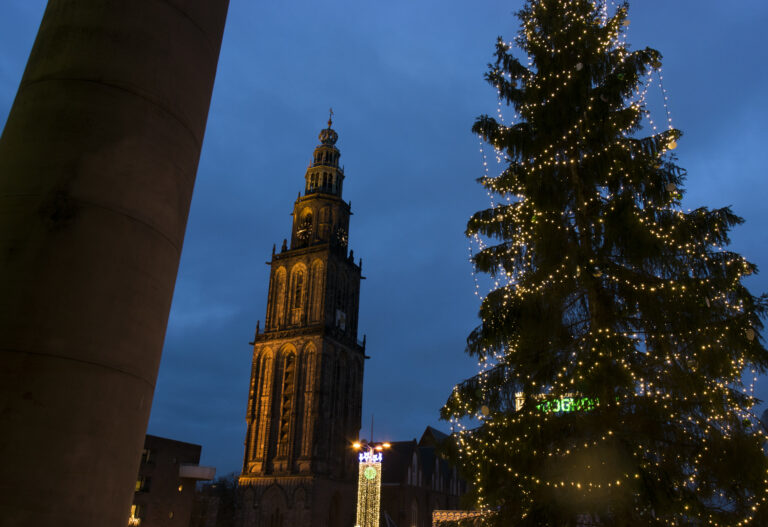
536, 396, 596, 413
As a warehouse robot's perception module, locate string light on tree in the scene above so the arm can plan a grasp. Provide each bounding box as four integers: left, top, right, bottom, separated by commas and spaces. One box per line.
442, 1, 768, 526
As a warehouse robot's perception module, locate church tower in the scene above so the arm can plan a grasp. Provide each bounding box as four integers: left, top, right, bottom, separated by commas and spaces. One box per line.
239, 116, 366, 527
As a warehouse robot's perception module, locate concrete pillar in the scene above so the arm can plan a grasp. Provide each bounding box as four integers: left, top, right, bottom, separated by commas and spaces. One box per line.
0, 1, 229, 526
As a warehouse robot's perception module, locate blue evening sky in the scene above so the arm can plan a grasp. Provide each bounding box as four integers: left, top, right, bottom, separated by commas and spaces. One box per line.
2, 1, 767, 476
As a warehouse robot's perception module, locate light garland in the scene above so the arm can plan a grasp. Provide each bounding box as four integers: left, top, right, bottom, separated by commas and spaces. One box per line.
446, 1, 768, 526
355, 450, 382, 527
353, 441, 389, 527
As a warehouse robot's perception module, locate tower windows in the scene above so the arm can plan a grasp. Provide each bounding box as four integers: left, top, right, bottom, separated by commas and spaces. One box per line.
135, 475, 150, 493
293, 272, 304, 308
310, 260, 324, 322
335, 274, 348, 328
277, 352, 296, 456
300, 347, 317, 458
318, 206, 331, 240
252, 350, 275, 468
271, 268, 287, 329
290, 266, 307, 325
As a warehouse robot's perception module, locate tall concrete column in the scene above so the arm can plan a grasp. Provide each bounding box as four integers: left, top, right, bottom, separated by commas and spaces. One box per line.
0, 1, 229, 526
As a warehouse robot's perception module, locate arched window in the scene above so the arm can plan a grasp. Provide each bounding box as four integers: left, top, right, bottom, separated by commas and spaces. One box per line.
300, 347, 317, 457
277, 352, 296, 455
318, 206, 331, 239
310, 260, 324, 322
290, 267, 307, 325
410, 498, 418, 527
293, 272, 304, 308
253, 350, 274, 463
271, 268, 287, 328
294, 487, 307, 513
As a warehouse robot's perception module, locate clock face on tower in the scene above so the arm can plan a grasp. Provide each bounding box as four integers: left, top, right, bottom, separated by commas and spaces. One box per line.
297, 215, 313, 241
334, 226, 348, 248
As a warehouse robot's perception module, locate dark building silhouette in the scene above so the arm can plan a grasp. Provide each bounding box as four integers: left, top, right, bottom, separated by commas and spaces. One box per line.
130, 434, 215, 527
190, 473, 240, 527
380, 427, 467, 527
239, 117, 366, 527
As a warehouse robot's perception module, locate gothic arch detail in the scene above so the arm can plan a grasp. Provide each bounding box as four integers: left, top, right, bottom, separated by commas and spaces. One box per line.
300, 344, 318, 458
319, 205, 331, 239
270, 267, 287, 329
289, 264, 308, 325
274, 346, 298, 461
252, 348, 275, 469
260, 485, 288, 527
292, 486, 308, 509
310, 259, 324, 323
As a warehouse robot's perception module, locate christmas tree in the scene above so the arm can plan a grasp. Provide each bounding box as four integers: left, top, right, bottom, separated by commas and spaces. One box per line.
442, 1, 768, 525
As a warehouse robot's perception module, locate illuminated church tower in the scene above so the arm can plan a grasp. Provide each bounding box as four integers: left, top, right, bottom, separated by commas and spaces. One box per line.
239, 116, 366, 527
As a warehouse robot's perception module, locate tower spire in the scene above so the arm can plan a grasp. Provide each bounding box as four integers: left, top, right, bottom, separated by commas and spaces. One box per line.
305, 114, 344, 196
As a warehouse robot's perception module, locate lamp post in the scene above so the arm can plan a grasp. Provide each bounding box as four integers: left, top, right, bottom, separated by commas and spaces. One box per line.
353, 440, 390, 527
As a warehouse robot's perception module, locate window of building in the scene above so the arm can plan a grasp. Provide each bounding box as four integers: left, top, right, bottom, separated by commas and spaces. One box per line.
273, 269, 287, 328
410, 498, 418, 527
135, 476, 151, 493
129, 504, 143, 526
293, 272, 304, 308
290, 270, 305, 325
140, 448, 152, 464
278, 353, 296, 450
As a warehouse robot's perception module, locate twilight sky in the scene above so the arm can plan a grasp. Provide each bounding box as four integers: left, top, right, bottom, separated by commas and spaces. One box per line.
2, 1, 767, 477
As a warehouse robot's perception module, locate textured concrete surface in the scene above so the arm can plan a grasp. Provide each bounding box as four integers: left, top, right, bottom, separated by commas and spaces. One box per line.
0, 1, 228, 525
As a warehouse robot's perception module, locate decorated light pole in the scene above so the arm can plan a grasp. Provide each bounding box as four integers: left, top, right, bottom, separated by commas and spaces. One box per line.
353, 439, 390, 527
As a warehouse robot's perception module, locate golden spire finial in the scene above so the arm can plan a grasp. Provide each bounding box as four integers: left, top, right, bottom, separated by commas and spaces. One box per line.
328, 107, 334, 128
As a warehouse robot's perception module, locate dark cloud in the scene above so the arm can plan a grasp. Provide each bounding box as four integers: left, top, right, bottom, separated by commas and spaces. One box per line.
2, 0, 767, 475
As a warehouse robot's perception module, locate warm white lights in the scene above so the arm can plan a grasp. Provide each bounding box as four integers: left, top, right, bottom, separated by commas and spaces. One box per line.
445, 1, 767, 526
356, 448, 383, 527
